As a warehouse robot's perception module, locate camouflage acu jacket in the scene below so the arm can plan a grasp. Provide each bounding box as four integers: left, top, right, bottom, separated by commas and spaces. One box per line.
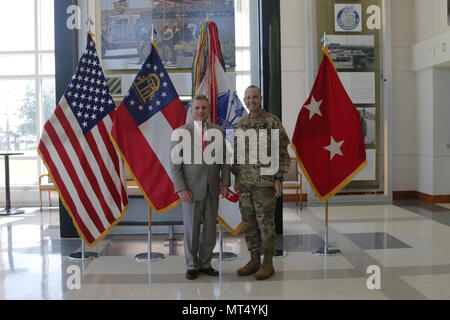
231, 111, 290, 187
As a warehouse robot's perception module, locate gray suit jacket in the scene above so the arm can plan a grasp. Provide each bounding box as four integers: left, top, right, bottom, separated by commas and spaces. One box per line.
170, 121, 231, 201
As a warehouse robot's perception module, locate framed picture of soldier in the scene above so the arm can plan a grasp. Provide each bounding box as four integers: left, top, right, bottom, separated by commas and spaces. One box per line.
99, 0, 236, 71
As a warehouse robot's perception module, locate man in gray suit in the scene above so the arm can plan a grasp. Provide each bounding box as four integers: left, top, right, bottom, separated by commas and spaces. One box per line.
170, 95, 230, 280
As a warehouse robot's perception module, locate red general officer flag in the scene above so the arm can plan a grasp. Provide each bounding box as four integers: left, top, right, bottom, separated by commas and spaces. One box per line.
292, 47, 367, 202
38, 33, 128, 247
111, 44, 186, 213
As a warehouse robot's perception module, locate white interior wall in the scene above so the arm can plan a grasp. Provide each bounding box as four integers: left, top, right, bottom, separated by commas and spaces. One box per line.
416, 68, 434, 195
279, 0, 308, 194
432, 68, 450, 195
414, 0, 448, 43
391, 0, 417, 191
280, 0, 307, 146
412, 0, 450, 195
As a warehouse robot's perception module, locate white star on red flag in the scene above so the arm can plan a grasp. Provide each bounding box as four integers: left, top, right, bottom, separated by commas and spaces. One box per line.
324, 137, 344, 160
304, 95, 323, 120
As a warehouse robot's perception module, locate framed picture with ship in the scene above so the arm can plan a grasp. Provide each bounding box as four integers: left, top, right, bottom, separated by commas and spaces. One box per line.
327, 35, 375, 71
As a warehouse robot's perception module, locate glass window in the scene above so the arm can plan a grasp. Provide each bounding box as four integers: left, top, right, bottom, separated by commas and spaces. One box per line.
0, 80, 37, 154
0, 55, 35, 76
39, 53, 55, 75
41, 78, 56, 123
0, 0, 55, 188
0, 158, 40, 186
234, 0, 252, 97
0, 0, 35, 51
38, 0, 55, 50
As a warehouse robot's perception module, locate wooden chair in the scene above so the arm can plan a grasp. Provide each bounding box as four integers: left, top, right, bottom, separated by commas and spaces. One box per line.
38, 174, 56, 211
283, 157, 303, 209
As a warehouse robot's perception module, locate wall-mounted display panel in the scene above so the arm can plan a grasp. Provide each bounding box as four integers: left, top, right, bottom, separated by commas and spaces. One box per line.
310, 0, 391, 200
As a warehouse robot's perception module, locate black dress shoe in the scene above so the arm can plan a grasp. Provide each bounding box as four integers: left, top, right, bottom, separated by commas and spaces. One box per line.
186, 270, 198, 280
199, 267, 219, 276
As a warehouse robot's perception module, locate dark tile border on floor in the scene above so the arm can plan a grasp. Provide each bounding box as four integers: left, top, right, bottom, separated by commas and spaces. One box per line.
393, 199, 450, 227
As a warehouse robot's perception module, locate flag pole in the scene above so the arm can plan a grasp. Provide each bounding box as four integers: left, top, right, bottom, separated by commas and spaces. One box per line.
69, 238, 98, 261
135, 207, 165, 262
309, 32, 342, 257
312, 200, 341, 256
212, 221, 237, 261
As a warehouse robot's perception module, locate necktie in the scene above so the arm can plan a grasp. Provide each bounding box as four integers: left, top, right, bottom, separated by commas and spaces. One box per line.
201, 124, 207, 150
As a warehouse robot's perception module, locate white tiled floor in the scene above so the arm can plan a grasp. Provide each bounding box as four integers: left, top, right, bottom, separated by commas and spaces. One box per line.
400, 274, 450, 300
1, 201, 450, 300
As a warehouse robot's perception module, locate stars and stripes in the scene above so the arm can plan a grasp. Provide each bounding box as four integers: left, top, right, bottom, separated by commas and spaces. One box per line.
38, 33, 128, 247
66, 44, 115, 134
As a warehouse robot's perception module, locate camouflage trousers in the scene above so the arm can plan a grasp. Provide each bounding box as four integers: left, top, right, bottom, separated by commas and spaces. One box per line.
239, 186, 276, 255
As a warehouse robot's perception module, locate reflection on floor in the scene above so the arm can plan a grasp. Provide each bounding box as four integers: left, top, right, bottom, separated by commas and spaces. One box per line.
1, 201, 450, 300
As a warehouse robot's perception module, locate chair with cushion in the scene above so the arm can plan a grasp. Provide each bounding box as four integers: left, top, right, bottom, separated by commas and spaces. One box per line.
39, 174, 57, 211
283, 158, 303, 210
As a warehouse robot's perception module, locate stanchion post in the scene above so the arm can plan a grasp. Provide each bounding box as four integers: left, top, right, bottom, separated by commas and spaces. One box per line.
69, 238, 98, 261
312, 201, 341, 256
219, 224, 223, 260
212, 222, 237, 261
135, 207, 165, 262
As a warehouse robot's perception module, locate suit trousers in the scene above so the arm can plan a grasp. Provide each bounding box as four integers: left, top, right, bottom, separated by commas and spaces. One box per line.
182, 185, 219, 271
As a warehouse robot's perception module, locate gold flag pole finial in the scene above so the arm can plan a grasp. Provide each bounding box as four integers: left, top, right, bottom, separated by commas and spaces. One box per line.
85, 18, 95, 45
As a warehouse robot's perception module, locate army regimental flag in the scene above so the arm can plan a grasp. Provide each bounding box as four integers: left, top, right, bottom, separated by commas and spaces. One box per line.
291, 47, 367, 202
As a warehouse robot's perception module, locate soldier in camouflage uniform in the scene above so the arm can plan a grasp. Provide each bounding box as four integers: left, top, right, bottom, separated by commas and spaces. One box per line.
232, 86, 290, 280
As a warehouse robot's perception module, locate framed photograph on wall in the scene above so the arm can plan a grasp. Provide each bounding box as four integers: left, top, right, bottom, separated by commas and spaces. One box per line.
99, 0, 236, 71
353, 149, 376, 181
337, 72, 375, 104
357, 106, 376, 148
327, 35, 375, 71
448, 0, 450, 25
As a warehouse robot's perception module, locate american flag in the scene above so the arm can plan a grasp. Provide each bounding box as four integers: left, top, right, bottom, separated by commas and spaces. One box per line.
111, 43, 186, 213
38, 33, 128, 247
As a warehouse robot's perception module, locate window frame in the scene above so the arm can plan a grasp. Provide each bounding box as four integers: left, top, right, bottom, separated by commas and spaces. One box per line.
0, 0, 55, 188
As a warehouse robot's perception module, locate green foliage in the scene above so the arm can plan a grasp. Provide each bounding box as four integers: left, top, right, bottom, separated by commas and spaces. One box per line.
17, 85, 36, 136
17, 81, 55, 137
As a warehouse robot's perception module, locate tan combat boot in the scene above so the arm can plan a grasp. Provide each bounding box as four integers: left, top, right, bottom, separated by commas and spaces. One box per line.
255, 254, 274, 280
237, 251, 261, 276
